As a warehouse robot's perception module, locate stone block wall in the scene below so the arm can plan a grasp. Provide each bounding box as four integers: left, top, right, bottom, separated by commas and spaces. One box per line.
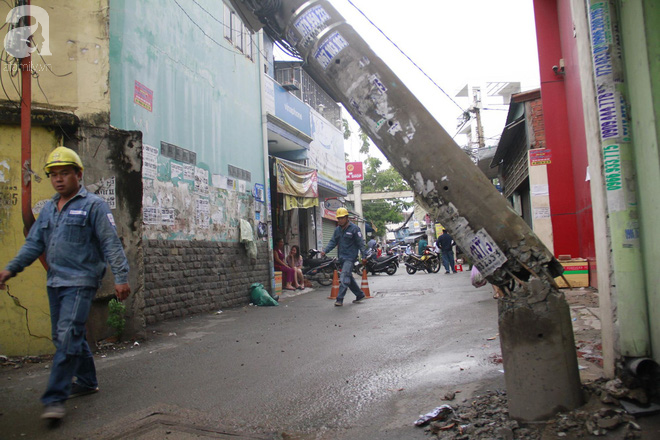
142, 239, 270, 325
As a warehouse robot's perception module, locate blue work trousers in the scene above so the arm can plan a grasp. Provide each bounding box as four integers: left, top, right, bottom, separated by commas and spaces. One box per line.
441, 250, 455, 273
337, 259, 364, 303
42, 286, 98, 405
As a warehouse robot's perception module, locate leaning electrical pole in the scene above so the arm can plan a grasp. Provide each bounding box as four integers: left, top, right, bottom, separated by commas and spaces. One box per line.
231, 0, 582, 420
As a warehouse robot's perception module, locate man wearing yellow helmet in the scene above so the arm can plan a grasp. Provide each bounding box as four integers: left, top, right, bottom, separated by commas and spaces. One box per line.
0, 146, 131, 421
321, 207, 368, 306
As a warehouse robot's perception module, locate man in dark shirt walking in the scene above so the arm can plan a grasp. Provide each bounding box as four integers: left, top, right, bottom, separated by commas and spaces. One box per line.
0, 147, 130, 421
436, 229, 456, 274
321, 207, 367, 307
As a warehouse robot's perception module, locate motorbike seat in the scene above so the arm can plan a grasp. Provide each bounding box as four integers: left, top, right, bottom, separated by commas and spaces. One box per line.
304, 257, 330, 268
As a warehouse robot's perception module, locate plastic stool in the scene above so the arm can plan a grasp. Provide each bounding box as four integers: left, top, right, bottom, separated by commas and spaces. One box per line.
454, 264, 464, 272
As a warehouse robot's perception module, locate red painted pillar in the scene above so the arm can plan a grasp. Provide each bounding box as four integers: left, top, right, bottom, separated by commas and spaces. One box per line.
532, 0, 580, 258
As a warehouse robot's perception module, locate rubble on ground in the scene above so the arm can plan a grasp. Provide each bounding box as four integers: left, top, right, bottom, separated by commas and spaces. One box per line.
420, 379, 649, 439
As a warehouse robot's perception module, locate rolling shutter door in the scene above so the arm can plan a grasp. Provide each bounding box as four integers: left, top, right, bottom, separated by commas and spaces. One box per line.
322, 218, 338, 257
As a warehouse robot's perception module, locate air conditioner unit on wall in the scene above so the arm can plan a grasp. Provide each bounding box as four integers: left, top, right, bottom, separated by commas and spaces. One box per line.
282, 79, 300, 91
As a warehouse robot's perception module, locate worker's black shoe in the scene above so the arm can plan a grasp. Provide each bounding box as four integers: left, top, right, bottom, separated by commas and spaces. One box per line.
69, 382, 99, 399
352, 295, 366, 304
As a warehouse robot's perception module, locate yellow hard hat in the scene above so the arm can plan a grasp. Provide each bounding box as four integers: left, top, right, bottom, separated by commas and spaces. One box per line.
44, 147, 84, 175
336, 207, 349, 218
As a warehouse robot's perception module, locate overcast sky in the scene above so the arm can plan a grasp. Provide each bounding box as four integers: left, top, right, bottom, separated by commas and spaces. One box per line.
277, 0, 542, 162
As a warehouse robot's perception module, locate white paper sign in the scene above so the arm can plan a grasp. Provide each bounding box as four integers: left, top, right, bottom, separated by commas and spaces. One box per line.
171, 162, 183, 180
142, 144, 159, 180
194, 167, 209, 195
533, 207, 551, 219
196, 198, 210, 228
143, 207, 160, 225
212, 173, 227, 189
183, 164, 195, 181
97, 176, 116, 209
531, 184, 549, 197
161, 208, 175, 226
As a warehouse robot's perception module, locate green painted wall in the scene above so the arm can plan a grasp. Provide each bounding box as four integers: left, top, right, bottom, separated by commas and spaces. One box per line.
619, 0, 660, 362
109, 0, 265, 241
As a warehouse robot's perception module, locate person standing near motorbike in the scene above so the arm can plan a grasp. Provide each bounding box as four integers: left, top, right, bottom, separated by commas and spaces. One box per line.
321, 208, 367, 306
436, 229, 457, 274
417, 236, 428, 255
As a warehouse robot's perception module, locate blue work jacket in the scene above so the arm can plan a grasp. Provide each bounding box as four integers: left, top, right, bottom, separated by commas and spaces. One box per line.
324, 221, 366, 262
5, 187, 129, 288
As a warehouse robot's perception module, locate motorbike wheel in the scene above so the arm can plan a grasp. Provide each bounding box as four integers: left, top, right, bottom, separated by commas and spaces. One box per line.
430, 259, 441, 273
386, 263, 397, 275
406, 266, 417, 275
316, 267, 334, 286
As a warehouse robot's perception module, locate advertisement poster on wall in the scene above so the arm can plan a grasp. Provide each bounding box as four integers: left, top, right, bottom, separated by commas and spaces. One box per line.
307, 109, 347, 195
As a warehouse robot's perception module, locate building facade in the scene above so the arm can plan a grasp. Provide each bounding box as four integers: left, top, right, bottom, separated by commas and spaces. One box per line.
0, 0, 271, 355
532, 0, 660, 375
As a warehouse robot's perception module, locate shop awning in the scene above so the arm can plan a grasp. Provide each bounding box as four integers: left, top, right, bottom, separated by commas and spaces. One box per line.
404, 232, 427, 243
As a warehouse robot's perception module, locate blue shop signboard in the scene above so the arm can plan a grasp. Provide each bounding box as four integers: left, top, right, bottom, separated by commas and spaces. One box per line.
274, 82, 311, 136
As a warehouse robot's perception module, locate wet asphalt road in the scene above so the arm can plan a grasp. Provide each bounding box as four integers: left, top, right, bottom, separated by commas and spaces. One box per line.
0, 267, 503, 439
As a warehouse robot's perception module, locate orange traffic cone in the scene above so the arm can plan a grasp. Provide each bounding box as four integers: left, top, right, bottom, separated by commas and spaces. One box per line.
328, 270, 340, 299
361, 269, 372, 298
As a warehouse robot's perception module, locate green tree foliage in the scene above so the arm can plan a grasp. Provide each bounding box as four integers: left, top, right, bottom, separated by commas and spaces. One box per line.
342, 118, 352, 140
342, 119, 412, 238
360, 157, 412, 238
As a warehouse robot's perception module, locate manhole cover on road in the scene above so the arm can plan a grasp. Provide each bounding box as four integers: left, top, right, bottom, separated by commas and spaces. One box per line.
375, 289, 431, 297
91, 405, 271, 440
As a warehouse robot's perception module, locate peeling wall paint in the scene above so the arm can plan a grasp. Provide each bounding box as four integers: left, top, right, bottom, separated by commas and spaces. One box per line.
0, 1, 111, 118
0, 126, 60, 356
142, 145, 255, 241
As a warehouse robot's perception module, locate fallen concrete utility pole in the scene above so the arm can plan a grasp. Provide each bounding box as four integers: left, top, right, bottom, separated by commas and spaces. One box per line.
231, 0, 583, 420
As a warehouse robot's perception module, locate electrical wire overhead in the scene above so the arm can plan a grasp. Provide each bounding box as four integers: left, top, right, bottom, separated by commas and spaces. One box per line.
345, 0, 466, 114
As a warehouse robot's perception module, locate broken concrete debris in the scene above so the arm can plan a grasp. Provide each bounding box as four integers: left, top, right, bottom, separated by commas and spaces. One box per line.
418, 382, 647, 439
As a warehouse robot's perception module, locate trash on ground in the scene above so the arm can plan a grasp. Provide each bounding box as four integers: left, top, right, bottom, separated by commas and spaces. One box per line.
414, 404, 454, 426
249, 283, 279, 306
470, 266, 487, 288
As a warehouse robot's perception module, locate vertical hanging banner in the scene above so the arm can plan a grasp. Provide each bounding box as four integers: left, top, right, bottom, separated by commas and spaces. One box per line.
588, 1, 626, 143
345, 162, 363, 181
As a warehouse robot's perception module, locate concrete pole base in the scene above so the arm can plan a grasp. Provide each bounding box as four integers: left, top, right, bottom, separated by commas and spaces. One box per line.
498, 281, 584, 421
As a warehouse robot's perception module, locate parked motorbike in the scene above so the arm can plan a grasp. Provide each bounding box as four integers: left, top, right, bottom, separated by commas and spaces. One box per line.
353, 249, 398, 276
403, 248, 441, 274
302, 249, 339, 286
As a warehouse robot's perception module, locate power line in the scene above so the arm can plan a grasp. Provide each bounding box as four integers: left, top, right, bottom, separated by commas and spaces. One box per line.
0, 50, 21, 108
188, 0, 271, 61
33, 71, 73, 140
345, 0, 465, 113
173, 0, 263, 61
